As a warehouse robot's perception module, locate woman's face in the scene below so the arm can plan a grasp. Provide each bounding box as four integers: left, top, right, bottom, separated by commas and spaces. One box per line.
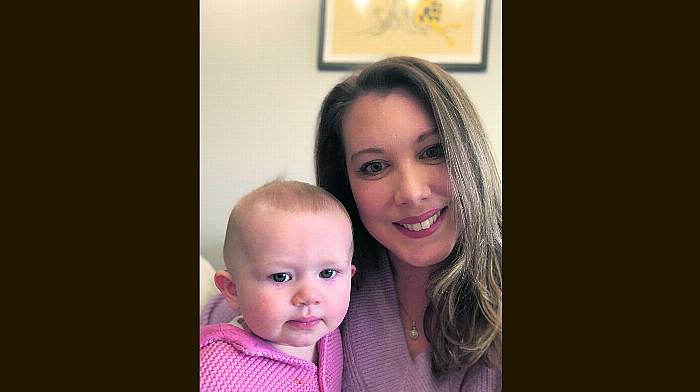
342, 89, 459, 268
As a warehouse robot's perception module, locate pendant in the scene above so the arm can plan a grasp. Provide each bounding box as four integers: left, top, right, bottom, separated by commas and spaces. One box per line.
409, 321, 419, 340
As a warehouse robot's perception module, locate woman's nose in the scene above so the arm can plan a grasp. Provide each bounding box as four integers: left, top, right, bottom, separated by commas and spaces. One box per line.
292, 284, 321, 306
393, 165, 430, 206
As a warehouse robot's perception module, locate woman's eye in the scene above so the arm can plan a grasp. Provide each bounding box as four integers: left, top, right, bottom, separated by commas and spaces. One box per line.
420, 144, 445, 161
359, 160, 389, 176
270, 273, 291, 283
319, 269, 337, 279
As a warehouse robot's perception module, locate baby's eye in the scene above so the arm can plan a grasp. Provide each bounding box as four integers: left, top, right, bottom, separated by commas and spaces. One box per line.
319, 269, 337, 279
420, 144, 445, 161
359, 160, 389, 176
270, 273, 291, 283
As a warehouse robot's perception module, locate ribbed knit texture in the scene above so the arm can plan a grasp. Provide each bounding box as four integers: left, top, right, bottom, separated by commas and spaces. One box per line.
200, 256, 502, 391
200, 323, 343, 392
340, 254, 502, 391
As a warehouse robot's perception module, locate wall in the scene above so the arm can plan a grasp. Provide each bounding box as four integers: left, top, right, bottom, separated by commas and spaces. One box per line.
201, 0, 501, 270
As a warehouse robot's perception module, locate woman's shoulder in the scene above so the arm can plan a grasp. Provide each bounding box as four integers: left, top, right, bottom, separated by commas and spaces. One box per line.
351, 252, 394, 296
200, 293, 238, 325
459, 358, 502, 392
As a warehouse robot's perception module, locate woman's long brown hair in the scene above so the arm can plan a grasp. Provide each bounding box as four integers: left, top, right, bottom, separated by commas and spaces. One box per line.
315, 56, 502, 376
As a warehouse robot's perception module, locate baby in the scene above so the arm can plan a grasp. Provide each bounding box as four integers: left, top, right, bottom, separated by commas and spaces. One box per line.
200, 180, 355, 392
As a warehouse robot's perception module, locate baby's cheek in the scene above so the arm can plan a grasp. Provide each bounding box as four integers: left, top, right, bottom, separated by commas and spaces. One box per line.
255, 299, 279, 323
329, 292, 352, 327
257, 297, 271, 308
254, 290, 277, 306
246, 295, 273, 316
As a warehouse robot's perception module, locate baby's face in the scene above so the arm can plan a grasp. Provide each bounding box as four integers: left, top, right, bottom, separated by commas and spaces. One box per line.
233, 207, 354, 351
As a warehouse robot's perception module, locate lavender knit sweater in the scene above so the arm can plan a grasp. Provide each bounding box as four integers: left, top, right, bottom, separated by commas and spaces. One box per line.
340, 255, 501, 391
200, 258, 501, 391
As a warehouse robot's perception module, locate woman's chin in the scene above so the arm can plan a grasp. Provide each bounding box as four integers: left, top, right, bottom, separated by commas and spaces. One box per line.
389, 248, 451, 269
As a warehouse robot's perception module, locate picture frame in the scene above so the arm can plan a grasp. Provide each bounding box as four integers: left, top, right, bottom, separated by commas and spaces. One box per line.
318, 0, 491, 71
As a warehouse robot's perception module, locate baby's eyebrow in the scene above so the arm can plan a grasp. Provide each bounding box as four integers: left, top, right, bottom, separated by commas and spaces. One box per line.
252, 261, 294, 270
310, 257, 351, 270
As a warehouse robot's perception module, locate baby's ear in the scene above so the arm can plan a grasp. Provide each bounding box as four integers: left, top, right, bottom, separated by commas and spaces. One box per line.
214, 270, 239, 310
351, 264, 356, 277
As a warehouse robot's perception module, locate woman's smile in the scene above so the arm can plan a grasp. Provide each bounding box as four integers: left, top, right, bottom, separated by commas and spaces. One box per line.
393, 206, 448, 238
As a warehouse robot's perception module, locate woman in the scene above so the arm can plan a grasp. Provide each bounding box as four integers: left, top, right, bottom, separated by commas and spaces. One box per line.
315, 56, 501, 391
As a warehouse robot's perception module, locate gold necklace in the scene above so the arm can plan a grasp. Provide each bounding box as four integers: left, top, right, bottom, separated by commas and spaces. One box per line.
396, 297, 422, 340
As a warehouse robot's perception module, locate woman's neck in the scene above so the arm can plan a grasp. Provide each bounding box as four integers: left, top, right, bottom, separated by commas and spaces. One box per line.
388, 251, 436, 359
388, 251, 436, 301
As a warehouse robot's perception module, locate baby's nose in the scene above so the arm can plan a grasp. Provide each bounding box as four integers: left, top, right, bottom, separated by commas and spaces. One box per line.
292, 285, 321, 306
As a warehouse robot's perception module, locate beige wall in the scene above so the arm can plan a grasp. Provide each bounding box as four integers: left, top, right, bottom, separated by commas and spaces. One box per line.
201, 0, 501, 270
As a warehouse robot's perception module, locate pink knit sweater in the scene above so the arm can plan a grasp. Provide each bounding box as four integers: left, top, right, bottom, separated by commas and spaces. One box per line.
200, 323, 343, 392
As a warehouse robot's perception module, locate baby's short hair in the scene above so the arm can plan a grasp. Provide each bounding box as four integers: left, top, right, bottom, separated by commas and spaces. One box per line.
223, 179, 351, 270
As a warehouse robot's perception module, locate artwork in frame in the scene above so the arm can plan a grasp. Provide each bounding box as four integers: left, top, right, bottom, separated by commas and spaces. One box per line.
318, 0, 491, 71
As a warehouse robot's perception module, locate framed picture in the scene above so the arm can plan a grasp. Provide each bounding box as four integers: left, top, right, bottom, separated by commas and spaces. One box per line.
318, 0, 491, 71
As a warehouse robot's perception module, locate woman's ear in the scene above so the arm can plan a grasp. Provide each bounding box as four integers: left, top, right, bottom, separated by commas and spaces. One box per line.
351, 265, 356, 277
214, 270, 239, 310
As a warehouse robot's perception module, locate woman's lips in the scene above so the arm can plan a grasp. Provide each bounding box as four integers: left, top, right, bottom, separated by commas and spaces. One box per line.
393, 207, 447, 238
395, 208, 442, 224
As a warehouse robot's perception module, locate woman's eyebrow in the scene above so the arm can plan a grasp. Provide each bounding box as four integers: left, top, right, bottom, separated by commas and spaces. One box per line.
349, 129, 437, 162
349, 147, 384, 162
416, 129, 438, 144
